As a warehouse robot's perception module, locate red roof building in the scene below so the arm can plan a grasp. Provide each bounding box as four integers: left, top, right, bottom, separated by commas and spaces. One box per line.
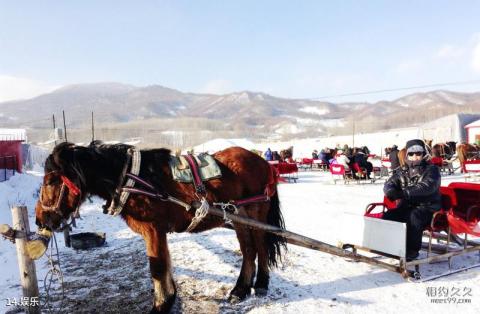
0, 129, 27, 174
464, 119, 480, 145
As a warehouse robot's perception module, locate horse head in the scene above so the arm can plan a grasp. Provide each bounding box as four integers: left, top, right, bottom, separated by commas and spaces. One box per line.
446, 141, 457, 154
35, 142, 89, 231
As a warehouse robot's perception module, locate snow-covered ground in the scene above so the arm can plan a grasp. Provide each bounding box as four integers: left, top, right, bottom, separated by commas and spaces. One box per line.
1, 167, 480, 313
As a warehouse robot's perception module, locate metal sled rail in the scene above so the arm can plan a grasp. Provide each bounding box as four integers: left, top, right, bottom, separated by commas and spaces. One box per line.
211, 207, 480, 281
210, 207, 408, 276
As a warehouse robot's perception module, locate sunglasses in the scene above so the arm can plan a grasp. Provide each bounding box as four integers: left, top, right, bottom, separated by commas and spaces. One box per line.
407, 152, 424, 157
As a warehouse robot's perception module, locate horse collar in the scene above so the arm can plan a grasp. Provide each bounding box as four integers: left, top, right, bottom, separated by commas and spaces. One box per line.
106, 147, 141, 216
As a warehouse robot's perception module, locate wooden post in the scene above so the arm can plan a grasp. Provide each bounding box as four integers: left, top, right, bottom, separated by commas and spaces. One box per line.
52, 114, 57, 146
62, 110, 68, 142
61, 110, 71, 246
11, 206, 40, 314
91, 111, 95, 142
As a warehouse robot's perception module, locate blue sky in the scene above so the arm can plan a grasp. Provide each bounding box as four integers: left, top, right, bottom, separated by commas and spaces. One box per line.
1, 0, 480, 102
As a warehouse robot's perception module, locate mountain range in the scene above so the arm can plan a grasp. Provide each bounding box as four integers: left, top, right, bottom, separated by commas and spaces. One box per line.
1, 82, 479, 147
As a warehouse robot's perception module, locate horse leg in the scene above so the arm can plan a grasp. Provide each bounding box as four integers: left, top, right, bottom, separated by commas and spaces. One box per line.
246, 204, 270, 296
143, 228, 176, 314
230, 209, 257, 302
252, 229, 270, 296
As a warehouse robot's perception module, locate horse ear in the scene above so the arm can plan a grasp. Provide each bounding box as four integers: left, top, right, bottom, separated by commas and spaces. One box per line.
89, 140, 104, 148
52, 143, 76, 170
52, 143, 92, 170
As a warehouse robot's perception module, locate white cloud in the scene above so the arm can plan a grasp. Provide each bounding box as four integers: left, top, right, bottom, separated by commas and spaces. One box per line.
199, 79, 233, 95
472, 40, 480, 73
0, 75, 59, 102
436, 44, 465, 59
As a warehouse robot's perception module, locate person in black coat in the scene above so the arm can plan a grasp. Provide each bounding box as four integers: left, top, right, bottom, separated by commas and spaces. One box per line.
353, 149, 373, 179
382, 139, 441, 260
389, 145, 401, 172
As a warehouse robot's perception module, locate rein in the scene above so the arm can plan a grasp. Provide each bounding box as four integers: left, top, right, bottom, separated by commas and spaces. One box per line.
106, 147, 141, 216
112, 150, 276, 232
39, 172, 82, 229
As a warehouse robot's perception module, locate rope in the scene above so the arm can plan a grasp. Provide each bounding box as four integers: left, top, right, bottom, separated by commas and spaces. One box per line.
213, 202, 239, 226
42, 232, 65, 313
186, 197, 210, 232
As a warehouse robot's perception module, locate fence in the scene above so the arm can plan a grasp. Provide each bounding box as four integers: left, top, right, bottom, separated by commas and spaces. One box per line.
0, 155, 17, 182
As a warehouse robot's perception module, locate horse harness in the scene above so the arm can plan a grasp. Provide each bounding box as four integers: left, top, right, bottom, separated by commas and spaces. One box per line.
39, 147, 273, 232
106, 148, 273, 231
39, 172, 82, 229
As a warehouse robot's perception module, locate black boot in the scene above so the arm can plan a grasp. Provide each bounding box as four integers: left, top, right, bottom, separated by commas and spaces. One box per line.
406, 250, 419, 262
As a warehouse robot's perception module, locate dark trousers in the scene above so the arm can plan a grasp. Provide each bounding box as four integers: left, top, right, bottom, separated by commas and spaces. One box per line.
382, 204, 435, 253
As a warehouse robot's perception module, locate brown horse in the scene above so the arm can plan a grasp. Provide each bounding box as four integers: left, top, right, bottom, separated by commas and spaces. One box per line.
279, 146, 293, 162
431, 142, 456, 159
457, 143, 480, 173
35, 141, 286, 313
398, 147, 407, 167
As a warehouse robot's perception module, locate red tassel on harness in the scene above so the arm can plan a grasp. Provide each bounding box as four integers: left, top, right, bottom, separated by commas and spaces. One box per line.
264, 165, 279, 197
61, 175, 81, 196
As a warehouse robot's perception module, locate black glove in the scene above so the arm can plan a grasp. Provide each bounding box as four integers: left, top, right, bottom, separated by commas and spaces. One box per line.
387, 189, 404, 201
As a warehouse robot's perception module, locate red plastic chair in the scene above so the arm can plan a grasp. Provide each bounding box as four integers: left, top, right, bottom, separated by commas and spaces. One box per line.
330, 164, 352, 184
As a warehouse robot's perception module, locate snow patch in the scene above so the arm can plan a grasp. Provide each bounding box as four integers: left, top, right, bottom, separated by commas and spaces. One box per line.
299, 106, 329, 116
274, 123, 304, 134
397, 100, 410, 107
437, 91, 466, 105
236, 92, 250, 104
255, 94, 264, 101
319, 118, 345, 128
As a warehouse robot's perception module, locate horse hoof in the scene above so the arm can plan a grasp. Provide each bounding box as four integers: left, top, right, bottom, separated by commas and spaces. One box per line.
228, 288, 250, 304
228, 294, 242, 304
254, 288, 268, 297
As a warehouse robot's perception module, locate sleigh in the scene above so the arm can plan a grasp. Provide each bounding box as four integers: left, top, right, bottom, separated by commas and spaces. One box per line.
431, 156, 454, 176
269, 161, 298, 183
294, 158, 313, 171
380, 158, 392, 177
312, 159, 328, 171
338, 182, 480, 281
330, 163, 376, 184
463, 160, 480, 181
330, 164, 354, 184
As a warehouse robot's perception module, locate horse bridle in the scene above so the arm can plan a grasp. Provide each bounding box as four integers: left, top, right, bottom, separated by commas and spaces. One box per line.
39, 171, 82, 228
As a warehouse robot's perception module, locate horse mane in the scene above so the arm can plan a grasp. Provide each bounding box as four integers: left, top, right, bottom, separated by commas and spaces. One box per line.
47, 141, 175, 205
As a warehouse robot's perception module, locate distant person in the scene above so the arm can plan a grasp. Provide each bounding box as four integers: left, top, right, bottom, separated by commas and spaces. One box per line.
319, 149, 326, 162
389, 145, 401, 172
353, 148, 373, 179
382, 139, 441, 261
312, 149, 319, 159
324, 148, 333, 168
272, 151, 281, 161
264, 148, 272, 161
335, 150, 350, 170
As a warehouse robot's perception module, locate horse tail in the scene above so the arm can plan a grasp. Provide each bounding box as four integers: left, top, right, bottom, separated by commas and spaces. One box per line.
265, 188, 287, 268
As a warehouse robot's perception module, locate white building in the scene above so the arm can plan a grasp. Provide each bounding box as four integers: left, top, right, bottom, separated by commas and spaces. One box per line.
420, 113, 480, 143
0, 128, 27, 141
465, 119, 480, 144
